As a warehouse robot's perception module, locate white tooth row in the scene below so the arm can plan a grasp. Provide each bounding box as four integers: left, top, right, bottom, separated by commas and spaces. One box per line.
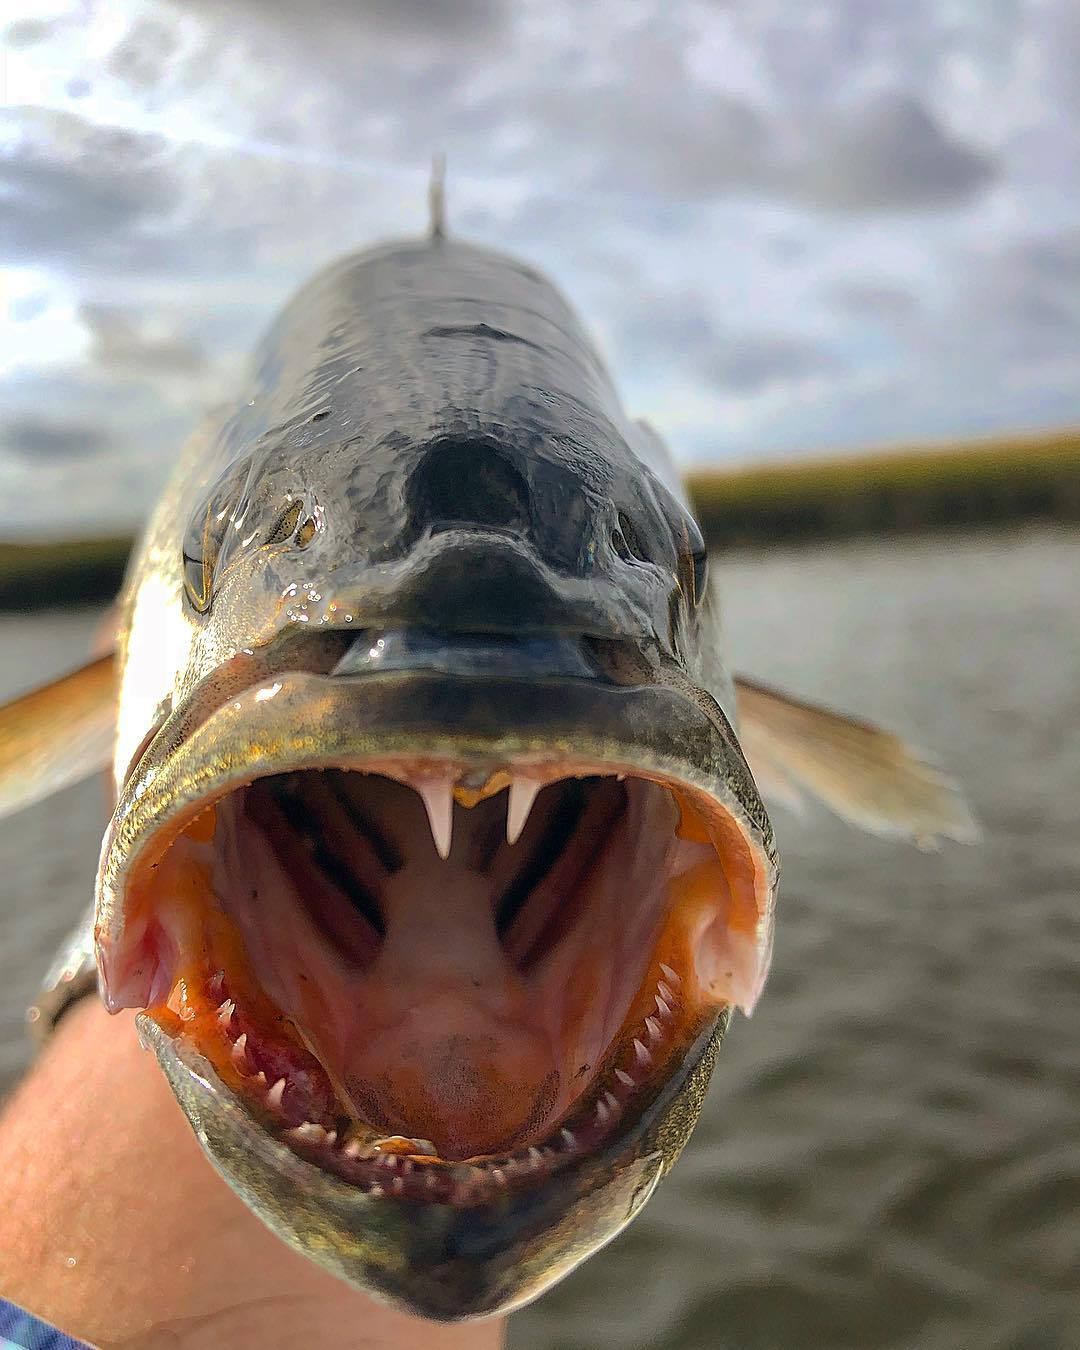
415, 774, 543, 859
218, 1000, 298, 1124
557, 962, 683, 1146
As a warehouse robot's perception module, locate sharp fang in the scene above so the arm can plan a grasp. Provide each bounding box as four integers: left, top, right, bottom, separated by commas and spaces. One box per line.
659, 963, 681, 986
506, 777, 541, 845
369, 1183, 385, 1198
252, 1071, 267, 1089
528, 1146, 544, 1168
216, 999, 235, 1028
658, 980, 676, 1005
595, 1099, 611, 1126
230, 1033, 249, 1072
633, 1037, 652, 1067
655, 993, 672, 1019
645, 1016, 663, 1043
418, 779, 454, 859
560, 1128, 577, 1149
615, 1068, 636, 1089
267, 1077, 287, 1110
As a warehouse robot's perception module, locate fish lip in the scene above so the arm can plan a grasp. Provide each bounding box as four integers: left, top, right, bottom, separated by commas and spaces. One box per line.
135, 1004, 730, 1319
97, 666, 776, 972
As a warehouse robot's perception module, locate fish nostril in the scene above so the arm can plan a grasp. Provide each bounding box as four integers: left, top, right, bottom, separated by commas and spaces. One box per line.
406, 437, 531, 535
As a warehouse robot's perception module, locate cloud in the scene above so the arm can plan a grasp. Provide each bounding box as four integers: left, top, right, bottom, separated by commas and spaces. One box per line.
0, 109, 177, 267
80, 303, 207, 378
698, 330, 842, 395
0, 417, 110, 460
789, 93, 997, 212
824, 280, 919, 321
0, 0, 1077, 535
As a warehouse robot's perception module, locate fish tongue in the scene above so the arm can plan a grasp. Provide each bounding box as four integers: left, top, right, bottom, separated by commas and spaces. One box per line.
336, 862, 558, 1158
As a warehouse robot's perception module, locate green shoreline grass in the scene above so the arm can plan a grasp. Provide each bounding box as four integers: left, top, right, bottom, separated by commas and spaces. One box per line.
686, 425, 1080, 546
1, 427, 1077, 610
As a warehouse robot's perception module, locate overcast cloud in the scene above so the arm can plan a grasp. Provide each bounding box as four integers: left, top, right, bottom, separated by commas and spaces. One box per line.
1, 0, 1079, 534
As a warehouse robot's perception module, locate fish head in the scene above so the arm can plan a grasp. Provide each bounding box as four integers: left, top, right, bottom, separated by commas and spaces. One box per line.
96, 240, 778, 1320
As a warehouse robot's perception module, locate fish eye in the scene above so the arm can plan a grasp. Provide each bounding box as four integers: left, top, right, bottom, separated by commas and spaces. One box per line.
265, 499, 304, 546
182, 485, 319, 615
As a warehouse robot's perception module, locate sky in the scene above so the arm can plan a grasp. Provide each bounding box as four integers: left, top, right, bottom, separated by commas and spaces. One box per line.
1, 0, 1079, 536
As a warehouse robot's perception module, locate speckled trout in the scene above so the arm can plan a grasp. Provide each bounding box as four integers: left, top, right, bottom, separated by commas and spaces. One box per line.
0, 209, 977, 1320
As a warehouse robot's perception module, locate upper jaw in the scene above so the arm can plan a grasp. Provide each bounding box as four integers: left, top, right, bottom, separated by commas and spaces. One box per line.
97, 651, 777, 996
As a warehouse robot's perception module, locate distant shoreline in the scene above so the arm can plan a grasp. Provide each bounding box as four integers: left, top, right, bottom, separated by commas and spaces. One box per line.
686, 425, 1080, 548
2, 427, 1077, 611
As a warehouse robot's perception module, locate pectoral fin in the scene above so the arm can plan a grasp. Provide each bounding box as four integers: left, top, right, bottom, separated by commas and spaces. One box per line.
0, 652, 117, 820
734, 676, 980, 848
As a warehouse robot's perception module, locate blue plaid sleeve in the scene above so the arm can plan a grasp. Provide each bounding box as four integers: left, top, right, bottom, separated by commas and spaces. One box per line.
0, 1299, 93, 1350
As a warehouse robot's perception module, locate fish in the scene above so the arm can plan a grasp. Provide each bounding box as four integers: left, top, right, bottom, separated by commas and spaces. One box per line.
0, 206, 978, 1321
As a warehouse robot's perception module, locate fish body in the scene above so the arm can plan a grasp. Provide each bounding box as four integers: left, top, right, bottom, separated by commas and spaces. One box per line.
3, 226, 976, 1321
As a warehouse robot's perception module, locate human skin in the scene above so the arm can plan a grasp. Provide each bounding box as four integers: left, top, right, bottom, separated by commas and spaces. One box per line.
0, 1000, 507, 1350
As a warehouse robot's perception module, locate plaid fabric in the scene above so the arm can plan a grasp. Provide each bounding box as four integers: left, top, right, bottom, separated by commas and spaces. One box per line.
0, 1299, 92, 1350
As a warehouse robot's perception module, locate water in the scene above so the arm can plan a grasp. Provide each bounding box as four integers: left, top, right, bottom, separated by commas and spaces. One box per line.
1, 529, 1077, 1349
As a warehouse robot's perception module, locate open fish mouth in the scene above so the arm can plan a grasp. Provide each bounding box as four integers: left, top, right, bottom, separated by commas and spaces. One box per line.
94, 629, 776, 1312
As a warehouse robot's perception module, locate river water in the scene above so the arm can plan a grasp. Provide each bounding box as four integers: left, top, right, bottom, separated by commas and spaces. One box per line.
1, 528, 1077, 1349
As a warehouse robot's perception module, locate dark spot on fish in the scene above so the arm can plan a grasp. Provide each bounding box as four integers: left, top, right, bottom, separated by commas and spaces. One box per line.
310, 410, 331, 423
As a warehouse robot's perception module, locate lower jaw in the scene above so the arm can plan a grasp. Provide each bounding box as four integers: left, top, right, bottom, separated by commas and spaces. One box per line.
147, 923, 715, 1208
136, 1004, 730, 1319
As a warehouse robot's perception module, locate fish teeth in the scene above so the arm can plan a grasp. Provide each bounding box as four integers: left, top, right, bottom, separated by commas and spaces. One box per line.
657, 980, 676, 1005
654, 993, 672, 1019
615, 1068, 636, 1090
216, 998, 235, 1029
659, 963, 681, 987
633, 1037, 652, 1068
230, 1033, 249, 1073
645, 1016, 663, 1043
506, 777, 542, 845
595, 1098, 611, 1126
418, 779, 454, 859
267, 1077, 287, 1111
559, 1127, 577, 1150
527, 1146, 544, 1169
288, 1121, 330, 1145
